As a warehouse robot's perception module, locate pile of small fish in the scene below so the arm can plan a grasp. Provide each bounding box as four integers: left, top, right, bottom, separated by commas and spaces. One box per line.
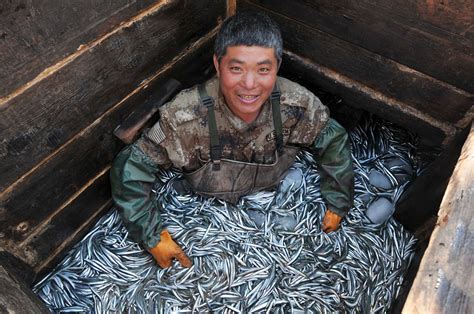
33, 114, 437, 313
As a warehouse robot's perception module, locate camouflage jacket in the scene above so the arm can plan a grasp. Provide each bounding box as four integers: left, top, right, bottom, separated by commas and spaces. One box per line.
110, 77, 354, 249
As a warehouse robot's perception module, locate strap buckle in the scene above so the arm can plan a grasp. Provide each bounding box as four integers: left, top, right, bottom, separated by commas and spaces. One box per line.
211, 159, 221, 171
271, 90, 281, 101
210, 145, 222, 171
201, 96, 214, 108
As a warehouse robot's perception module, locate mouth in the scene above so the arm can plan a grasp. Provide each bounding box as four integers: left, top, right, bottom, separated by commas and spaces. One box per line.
238, 94, 260, 104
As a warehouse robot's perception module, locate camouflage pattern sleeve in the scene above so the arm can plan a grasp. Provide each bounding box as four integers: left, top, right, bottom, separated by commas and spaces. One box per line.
281, 79, 330, 146
312, 118, 355, 217
147, 87, 204, 170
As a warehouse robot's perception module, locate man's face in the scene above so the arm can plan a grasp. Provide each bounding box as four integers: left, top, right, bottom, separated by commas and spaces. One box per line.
213, 46, 279, 123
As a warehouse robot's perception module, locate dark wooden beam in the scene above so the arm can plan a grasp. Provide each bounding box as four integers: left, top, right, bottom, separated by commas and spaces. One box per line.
0, 0, 225, 193
27, 172, 113, 277
0, 257, 49, 313
242, 0, 473, 93
240, 2, 472, 130
0, 0, 157, 98
361, 0, 473, 41
279, 51, 449, 146
113, 79, 182, 144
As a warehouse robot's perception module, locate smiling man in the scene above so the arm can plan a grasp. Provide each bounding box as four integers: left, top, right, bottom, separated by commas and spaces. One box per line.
110, 11, 354, 268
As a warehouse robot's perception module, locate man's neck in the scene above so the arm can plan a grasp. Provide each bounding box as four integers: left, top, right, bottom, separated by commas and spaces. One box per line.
223, 100, 264, 124
238, 111, 260, 124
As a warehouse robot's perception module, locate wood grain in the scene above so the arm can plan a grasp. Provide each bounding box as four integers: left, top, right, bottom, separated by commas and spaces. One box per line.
403, 122, 474, 313
0, 263, 49, 313
0, 0, 225, 193
0, 0, 157, 98
239, 1, 473, 130
280, 51, 449, 146
244, 0, 473, 92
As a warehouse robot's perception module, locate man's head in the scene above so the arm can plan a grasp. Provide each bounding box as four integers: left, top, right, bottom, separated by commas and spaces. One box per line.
213, 11, 282, 123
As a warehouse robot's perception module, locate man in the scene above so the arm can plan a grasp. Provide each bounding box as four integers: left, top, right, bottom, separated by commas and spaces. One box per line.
110, 11, 354, 269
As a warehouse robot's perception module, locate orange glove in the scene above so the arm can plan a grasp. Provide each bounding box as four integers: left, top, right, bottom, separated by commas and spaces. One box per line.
148, 230, 192, 268
322, 209, 343, 233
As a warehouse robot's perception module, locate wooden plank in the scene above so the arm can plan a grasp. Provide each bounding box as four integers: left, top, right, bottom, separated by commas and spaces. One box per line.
240, 2, 473, 126
0, 264, 49, 313
27, 172, 113, 275
0, 37, 215, 265
363, 0, 474, 41
403, 122, 474, 313
280, 51, 449, 146
0, 0, 226, 193
0, 83, 164, 245
0, 0, 157, 98
244, 0, 473, 92
0, 250, 36, 286
114, 79, 183, 144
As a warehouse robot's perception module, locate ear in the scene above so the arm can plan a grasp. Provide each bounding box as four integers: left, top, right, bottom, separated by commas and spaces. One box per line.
213, 54, 220, 77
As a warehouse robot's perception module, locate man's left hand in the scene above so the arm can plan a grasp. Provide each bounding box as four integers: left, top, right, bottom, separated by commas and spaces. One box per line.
322, 209, 342, 233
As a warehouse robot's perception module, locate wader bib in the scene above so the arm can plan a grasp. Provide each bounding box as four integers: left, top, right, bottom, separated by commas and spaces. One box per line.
184, 84, 299, 204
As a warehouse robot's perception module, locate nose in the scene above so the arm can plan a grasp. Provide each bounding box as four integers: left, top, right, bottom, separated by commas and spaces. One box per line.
241, 72, 257, 90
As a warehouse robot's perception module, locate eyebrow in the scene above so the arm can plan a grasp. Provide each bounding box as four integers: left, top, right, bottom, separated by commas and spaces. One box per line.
228, 58, 244, 64
257, 59, 273, 65
228, 58, 274, 65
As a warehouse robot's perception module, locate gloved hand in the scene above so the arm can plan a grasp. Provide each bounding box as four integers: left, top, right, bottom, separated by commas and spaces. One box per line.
148, 230, 192, 268
322, 209, 342, 233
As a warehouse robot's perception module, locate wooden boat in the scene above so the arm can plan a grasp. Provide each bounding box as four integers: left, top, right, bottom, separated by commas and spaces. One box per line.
0, 1, 472, 312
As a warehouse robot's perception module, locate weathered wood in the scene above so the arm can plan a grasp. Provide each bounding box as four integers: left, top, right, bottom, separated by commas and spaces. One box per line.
0, 0, 226, 193
244, 0, 473, 93
0, 258, 49, 313
0, 250, 36, 286
280, 51, 448, 146
0, 0, 157, 98
240, 1, 473, 130
114, 79, 182, 144
240, 2, 473, 130
27, 172, 113, 276
364, 0, 474, 41
0, 38, 215, 268
403, 122, 474, 313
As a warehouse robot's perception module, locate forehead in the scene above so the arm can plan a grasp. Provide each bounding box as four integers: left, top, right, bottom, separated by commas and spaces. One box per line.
222, 45, 277, 64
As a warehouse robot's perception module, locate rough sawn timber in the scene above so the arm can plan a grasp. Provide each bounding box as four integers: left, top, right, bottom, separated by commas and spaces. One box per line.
0, 0, 156, 99
403, 122, 474, 313
244, 0, 474, 93
0, 0, 225, 193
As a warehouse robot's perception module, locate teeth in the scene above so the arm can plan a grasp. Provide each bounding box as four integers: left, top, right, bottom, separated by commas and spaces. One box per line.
240, 95, 257, 99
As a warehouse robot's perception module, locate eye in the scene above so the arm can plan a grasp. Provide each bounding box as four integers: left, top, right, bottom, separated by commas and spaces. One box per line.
230, 66, 242, 73
259, 67, 271, 74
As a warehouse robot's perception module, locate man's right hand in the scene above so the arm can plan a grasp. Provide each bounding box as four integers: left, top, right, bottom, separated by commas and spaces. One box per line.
148, 230, 192, 268
322, 208, 342, 233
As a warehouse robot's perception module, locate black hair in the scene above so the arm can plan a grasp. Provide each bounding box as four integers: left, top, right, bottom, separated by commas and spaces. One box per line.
214, 10, 283, 63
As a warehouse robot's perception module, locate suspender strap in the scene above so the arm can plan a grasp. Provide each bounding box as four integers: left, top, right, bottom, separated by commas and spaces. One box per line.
271, 84, 284, 156
198, 84, 221, 170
